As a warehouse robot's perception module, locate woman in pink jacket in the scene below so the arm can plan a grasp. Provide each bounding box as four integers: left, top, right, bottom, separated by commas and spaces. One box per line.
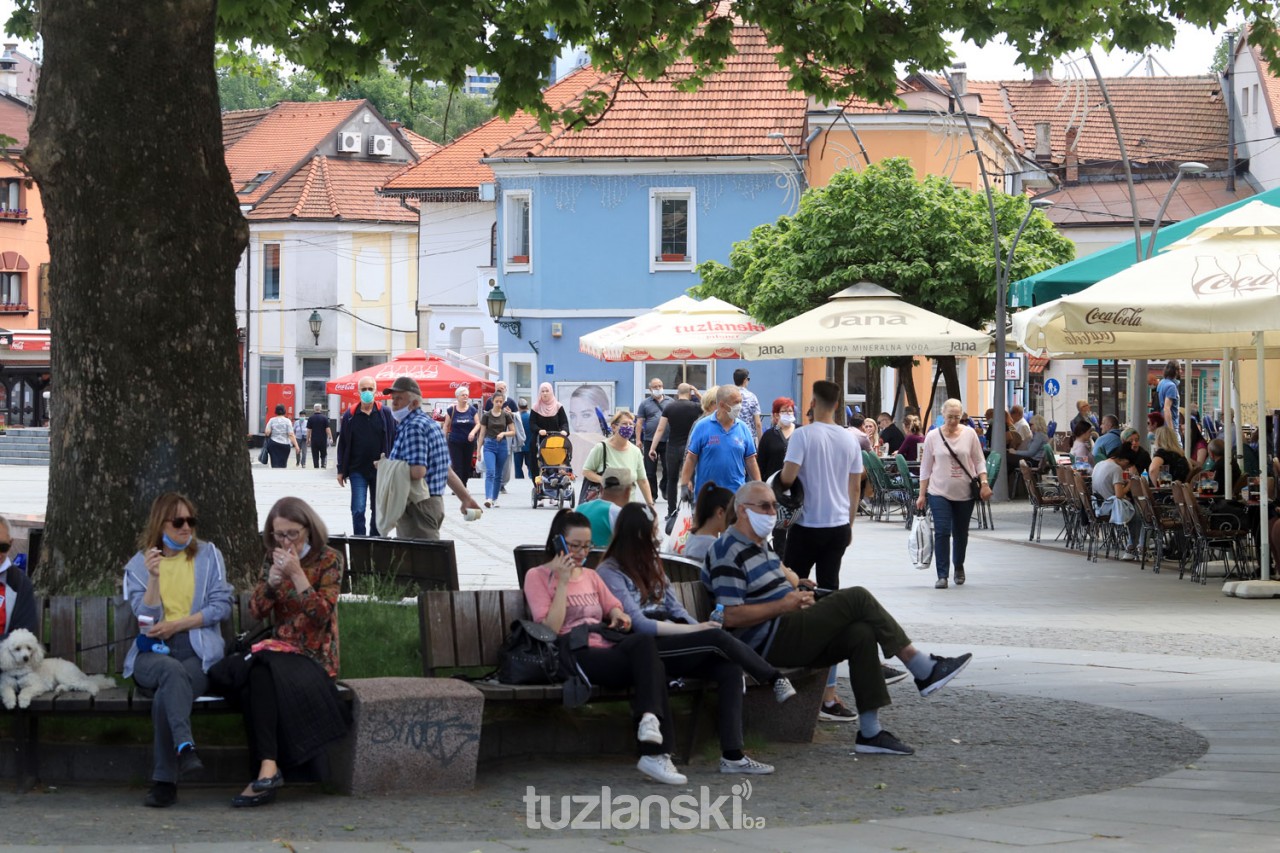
523, 509, 685, 785
915, 399, 992, 589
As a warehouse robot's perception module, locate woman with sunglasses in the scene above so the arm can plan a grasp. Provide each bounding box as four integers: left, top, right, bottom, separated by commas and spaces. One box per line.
122, 493, 234, 808
599, 503, 791, 776
213, 497, 347, 807
524, 509, 686, 785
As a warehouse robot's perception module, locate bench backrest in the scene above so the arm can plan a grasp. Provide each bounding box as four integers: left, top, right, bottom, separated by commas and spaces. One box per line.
29, 593, 263, 677
334, 535, 459, 594
515, 546, 702, 588
419, 580, 712, 677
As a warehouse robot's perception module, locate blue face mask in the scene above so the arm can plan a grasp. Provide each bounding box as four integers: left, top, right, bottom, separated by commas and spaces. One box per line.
162, 533, 189, 551
360, 390, 376, 405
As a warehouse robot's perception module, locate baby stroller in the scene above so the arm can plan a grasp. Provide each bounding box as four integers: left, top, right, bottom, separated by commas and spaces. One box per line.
533, 434, 576, 509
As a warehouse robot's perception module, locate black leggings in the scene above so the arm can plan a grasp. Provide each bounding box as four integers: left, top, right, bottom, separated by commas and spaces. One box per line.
655, 629, 782, 753
573, 633, 671, 755
246, 665, 280, 761
785, 524, 852, 590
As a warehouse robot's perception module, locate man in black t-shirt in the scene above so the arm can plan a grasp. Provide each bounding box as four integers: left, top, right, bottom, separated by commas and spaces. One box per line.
307, 404, 334, 469
337, 378, 399, 535
877, 412, 906, 454
650, 383, 702, 506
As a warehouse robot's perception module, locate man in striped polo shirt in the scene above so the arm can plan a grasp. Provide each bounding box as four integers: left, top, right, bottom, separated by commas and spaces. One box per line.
702, 480, 972, 756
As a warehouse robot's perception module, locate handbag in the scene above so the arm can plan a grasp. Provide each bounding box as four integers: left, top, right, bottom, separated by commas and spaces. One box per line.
225, 622, 273, 658
497, 619, 565, 685
939, 431, 983, 501
578, 442, 611, 503
258, 443, 270, 465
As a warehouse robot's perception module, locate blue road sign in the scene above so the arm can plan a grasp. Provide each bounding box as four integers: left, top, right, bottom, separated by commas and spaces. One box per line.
1044, 378, 1060, 397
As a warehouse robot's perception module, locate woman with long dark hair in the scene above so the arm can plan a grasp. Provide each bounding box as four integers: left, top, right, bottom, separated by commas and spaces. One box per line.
680, 482, 734, 561
598, 504, 794, 775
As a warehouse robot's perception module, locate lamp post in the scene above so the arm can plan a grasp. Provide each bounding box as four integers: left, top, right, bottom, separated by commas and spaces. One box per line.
1128, 161, 1208, 451
992, 197, 1054, 502
308, 309, 322, 346
486, 284, 522, 339
767, 129, 820, 190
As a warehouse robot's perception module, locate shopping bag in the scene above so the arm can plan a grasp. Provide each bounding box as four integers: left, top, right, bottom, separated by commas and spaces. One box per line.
661, 498, 695, 554
258, 443, 270, 465
908, 511, 933, 571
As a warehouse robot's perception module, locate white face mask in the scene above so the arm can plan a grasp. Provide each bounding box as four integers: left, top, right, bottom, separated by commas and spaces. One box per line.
299, 542, 311, 560
779, 413, 795, 426
391, 404, 411, 423
745, 508, 775, 539
728, 403, 743, 420
652, 388, 663, 399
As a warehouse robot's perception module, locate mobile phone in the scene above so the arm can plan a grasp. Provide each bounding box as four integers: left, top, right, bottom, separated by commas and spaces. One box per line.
810, 587, 834, 599
555, 534, 569, 556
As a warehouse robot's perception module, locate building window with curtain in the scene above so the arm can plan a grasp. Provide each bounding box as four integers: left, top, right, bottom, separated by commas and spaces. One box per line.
263, 242, 281, 300
503, 190, 531, 271
649, 188, 696, 271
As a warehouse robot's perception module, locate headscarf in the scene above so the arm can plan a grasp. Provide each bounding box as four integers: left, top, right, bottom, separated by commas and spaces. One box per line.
533, 382, 561, 417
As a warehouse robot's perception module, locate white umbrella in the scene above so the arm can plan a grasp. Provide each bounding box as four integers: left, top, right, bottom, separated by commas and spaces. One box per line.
740, 281, 992, 360
579, 295, 766, 362
1013, 200, 1278, 576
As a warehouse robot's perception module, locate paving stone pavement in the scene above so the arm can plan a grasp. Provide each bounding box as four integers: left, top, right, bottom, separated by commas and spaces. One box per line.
2, 463, 1280, 850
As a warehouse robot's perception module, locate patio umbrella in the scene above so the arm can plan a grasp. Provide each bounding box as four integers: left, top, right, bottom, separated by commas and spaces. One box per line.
1012, 200, 1280, 574
740, 281, 992, 360
325, 350, 495, 405
579, 295, 766, 361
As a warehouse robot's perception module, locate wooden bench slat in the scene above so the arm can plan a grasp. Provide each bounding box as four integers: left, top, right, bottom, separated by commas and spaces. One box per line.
48, 598, 76, 661
93, 686, 132, 712
112, 598, 136, 676
78, 598, 110, 676
423, 591, 456, 672
475, 590, 506, 664
50, 691, 93, 711
451, 594, 481, 667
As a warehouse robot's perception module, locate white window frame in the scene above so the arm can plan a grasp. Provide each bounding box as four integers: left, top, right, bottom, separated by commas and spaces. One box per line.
503, 190, 532, 273
632, 361, 712, 400
262, 241, 281, 301
649, 187, 696, 272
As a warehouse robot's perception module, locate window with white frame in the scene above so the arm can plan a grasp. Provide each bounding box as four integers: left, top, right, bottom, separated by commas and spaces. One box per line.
503, 190, 531, 270
1241, 86, 1249, 116
263, 242, 281, 300
650, 188, 695, 270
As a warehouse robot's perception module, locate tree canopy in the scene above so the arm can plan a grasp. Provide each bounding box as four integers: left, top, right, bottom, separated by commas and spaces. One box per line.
694, 159, 1075, 330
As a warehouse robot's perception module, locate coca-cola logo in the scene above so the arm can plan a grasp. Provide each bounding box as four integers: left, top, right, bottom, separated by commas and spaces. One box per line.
1191, 253, 1280, 298
1084, 307, 1143, 327
819, 311, 910, 329
1064, 330, 1117, 345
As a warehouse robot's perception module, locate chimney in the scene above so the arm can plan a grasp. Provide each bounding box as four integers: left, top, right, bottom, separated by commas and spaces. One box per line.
1034, 122, 1052, 161
1032, 67, 1053, 84
950, 62, 967, 97
0, 44, 19, 97
1064, 126, 1079, 184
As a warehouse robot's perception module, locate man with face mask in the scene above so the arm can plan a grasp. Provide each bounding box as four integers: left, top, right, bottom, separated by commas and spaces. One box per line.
703, 481, 973, 757
680, 384, 760, 497
635, 378, 669, 502
337, 377, 399, 536
379, 376, 482, 539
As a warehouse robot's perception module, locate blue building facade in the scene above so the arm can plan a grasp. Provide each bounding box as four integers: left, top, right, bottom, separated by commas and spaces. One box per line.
489, 163, 802, 421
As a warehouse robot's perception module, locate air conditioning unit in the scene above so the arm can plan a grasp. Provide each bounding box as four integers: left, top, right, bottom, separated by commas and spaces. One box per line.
368, 134, 393, 156
337, 131, 362, 153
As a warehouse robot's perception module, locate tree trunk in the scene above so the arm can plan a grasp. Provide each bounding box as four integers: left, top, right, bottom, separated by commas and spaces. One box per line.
938, 356, 962, 404
27, 0, 259, 592
865, 363, 881, 419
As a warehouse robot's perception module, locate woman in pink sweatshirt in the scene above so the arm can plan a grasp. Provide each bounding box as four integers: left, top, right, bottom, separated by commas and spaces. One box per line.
523, 509, 686, 785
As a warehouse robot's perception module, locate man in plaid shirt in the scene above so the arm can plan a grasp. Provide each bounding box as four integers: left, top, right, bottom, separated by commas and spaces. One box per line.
383, 376, 481, 539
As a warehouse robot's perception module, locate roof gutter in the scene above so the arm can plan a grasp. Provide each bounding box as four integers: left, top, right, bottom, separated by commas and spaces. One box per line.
479, 154, 799, 164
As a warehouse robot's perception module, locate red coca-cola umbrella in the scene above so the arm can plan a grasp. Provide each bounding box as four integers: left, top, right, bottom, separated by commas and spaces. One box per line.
325, 350, 495, 405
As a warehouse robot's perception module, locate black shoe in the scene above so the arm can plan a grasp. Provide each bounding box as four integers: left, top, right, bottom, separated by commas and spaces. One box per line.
232, 788, 278, 808
881, 665, 910, 686
177, 744, 203, 777
954, 567, 966, 585
818, 700, 857, 722
144, 781, 177, 808
916, 652, 973, 697
251, 771, 283, 792
854, 729, 915, 755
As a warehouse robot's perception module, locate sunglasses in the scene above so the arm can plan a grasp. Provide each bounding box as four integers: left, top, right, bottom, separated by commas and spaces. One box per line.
0, 542, 9, 553
169, 517, 198, 529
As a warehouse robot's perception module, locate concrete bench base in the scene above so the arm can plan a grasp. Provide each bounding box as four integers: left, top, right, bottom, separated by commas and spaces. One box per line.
743, 667, 826, 743
334, 677, 484, 794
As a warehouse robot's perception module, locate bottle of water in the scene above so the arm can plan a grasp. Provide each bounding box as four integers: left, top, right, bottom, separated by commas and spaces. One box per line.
709, 604, 725, 627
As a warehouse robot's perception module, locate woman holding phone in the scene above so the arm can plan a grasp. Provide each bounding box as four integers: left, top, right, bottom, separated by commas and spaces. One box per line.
524, 509, 686, 785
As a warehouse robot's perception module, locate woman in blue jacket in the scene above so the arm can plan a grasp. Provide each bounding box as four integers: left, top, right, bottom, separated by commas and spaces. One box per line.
122, 492, 234, 809
597, 503, 793, 776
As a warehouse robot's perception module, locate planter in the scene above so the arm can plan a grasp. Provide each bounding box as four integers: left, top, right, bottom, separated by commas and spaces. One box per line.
660, 253, 687, 262
510, 254, 529, 264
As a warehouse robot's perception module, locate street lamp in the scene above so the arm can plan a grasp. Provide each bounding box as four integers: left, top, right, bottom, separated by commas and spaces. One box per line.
767, 128, 820, 190
992, 196, 1054, 502
308, 309, 322, 345
1144, 162, 1208, 260
486, 284, 522, 339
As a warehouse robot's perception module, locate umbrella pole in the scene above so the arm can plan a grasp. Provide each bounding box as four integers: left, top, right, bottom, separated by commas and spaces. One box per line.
1184, 358, 1193, 453
1223, 349, 1233, 497
1256, 332, 1270, 577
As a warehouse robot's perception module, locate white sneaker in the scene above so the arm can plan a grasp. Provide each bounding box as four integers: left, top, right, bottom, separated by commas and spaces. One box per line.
637, 712, 662, 745
637, 754, 687, 785
773, 677, 797, 703
720, 755, 775, 775
1119, 551, 1137, 561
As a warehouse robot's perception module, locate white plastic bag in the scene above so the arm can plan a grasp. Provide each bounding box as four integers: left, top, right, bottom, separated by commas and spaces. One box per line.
908, 511, 934, 571
661, 499, 695, 554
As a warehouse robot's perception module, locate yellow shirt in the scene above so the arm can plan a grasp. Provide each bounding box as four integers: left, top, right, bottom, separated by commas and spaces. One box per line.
158, 554, 195, 624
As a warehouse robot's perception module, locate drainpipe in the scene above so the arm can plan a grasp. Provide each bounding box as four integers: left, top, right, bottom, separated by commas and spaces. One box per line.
1227, 29, 1237, 193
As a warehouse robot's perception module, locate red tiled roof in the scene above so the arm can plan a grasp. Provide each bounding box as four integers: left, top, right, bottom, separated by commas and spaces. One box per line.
248, 156, 417, 222
382, 69, 603, 191
398, 127, 440, 158
0, 93, 31, 150
1046, 177, 1255, 227
224, 101, 365, 206
221, 108, 271, 149
487, 27, 808, 159
989, 76, 1228, 167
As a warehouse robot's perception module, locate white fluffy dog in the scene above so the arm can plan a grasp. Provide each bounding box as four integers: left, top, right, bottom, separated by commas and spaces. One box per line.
0, 628, 117, 709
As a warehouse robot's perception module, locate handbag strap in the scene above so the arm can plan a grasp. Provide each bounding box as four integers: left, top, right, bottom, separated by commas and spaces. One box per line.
939, 430, 978, 480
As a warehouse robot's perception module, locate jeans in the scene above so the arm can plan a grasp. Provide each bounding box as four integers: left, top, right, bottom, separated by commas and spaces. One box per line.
927, 494, 975, 579
483, 438, 509, 502
131, 633, 207, 784
349, 469, 378, 536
